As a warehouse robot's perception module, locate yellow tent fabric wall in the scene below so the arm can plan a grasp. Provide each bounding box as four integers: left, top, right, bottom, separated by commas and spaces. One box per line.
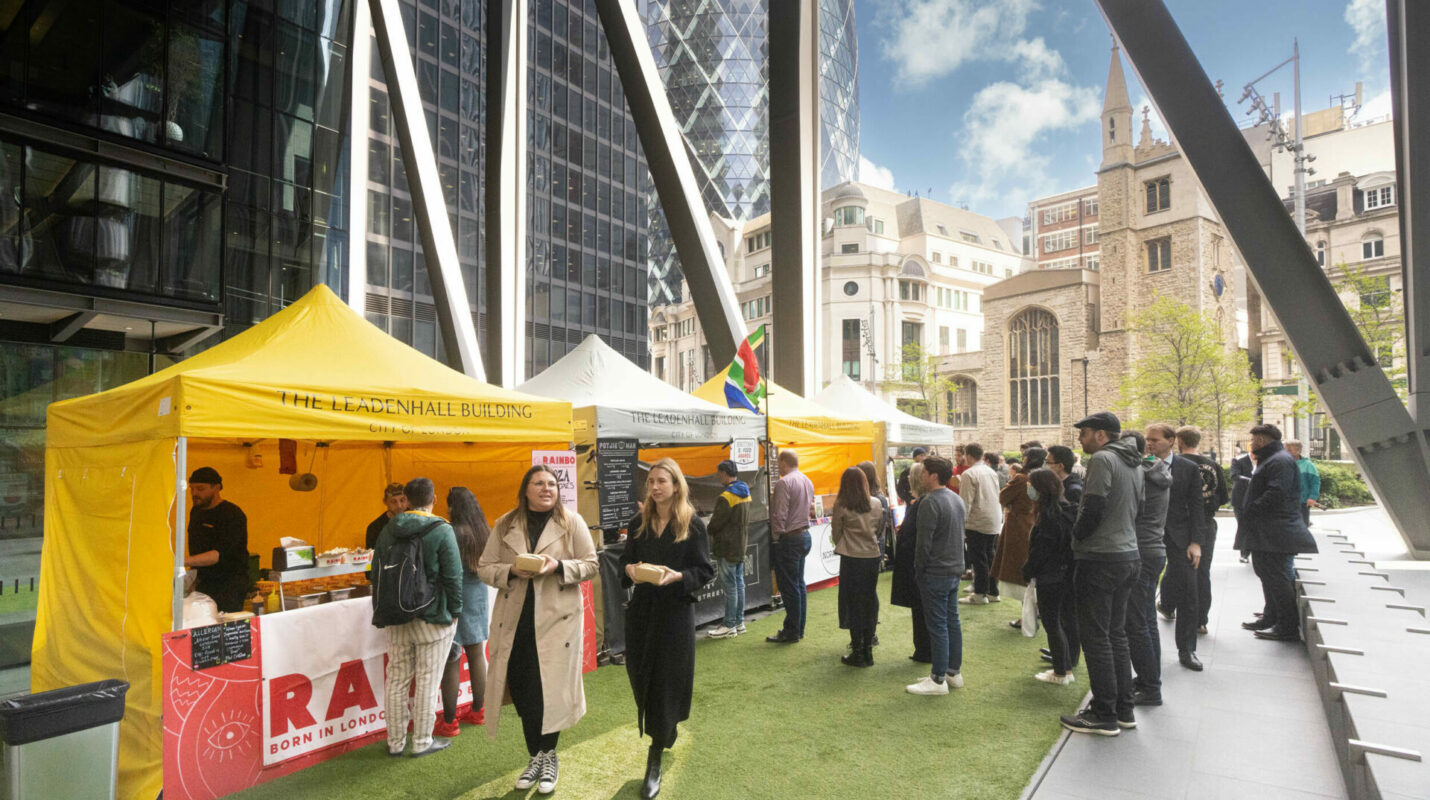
693, 369, 875, 493
33, 286, 573, 800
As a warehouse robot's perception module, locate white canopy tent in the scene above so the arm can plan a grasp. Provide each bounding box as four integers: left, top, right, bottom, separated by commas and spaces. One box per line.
518, 334, 765, 443
814, 373, 956, 448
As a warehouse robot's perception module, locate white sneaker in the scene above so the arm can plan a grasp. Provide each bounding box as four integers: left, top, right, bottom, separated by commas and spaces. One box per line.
959, 593, 989, 605
1035, 670, 1075, 685
538, 751, 559, 794
515, 751, 545, 791
946, 672, 965, 689
987, 595, 1002, 603
736, 623, 747, 634
707, 625, 737, 639
906, 675, 950, 695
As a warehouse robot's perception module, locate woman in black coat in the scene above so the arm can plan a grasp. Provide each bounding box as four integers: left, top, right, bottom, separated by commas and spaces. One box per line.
890, 462, 930, 663
1021, 468, 1079, 685
621, 457, 715, 799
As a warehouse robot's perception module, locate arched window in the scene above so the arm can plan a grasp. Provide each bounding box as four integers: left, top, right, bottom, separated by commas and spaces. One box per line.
1362, 232, 1385, 260
1008, 309, 1060, 426
946, 377, 977, 428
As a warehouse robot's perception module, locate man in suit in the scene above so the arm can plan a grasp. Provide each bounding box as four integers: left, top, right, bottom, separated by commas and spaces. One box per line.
1176, 427, 1229, 636
1237, 424, 1319, 642
1151, 425, 1211, 671
1229, 451, 1255, 563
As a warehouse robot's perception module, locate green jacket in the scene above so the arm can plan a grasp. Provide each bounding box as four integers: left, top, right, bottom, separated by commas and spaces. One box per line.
707, 479, 751, 561
372, 511, 463, 626
1296, 457, 1321, 503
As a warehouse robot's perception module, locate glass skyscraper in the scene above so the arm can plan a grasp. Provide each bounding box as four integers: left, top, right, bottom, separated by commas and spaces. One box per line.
358, 0, 651, 377
643, 0, 860, 305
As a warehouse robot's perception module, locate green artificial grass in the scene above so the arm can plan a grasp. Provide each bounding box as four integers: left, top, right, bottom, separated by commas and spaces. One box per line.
0, 584, 38, 616
233, 574, 1082, 800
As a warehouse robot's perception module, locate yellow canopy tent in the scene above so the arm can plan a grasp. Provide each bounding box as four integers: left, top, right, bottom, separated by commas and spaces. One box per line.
694, 367, 876, 494
34, 285, 572, 800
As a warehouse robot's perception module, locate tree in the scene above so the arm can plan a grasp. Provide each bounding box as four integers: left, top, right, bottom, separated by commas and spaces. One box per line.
1119, 295, 1260, 455
883, 341, 953, 422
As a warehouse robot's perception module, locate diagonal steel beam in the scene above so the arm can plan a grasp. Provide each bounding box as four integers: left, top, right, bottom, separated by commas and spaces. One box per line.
594, 0, 746, 368
369, 0, 484, 378
1095, 0, 1430, 556
1388, 0, 1430, 427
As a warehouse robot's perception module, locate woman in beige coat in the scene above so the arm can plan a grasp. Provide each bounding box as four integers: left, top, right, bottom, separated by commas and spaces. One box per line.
477, 464, 598, 795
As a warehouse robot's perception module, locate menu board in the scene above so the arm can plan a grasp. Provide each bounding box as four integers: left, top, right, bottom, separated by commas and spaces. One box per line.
189, 620, 254, 670
597, 437, 640, 528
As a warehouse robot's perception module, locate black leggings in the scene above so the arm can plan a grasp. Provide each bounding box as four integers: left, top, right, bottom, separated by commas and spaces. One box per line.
508, 583, 560, 756
1037, 579, 1075, 674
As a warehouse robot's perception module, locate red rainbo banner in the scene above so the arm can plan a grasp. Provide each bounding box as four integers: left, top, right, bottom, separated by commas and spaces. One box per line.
163, 587, 597, 800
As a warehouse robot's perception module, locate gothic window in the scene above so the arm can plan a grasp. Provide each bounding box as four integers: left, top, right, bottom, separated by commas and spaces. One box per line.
947, 377, 977, 427
1145, 177, 1171, 213
1008, 309, 1060, 427
1146, 238, 1172, 272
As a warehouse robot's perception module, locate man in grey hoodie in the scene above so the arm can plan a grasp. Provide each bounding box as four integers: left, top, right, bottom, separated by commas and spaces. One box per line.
1060, 412, 1144, 737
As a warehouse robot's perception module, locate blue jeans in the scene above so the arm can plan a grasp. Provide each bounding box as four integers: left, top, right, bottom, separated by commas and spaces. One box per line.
920, 573, 963, 679
717, 558, 745, 627
1126, 554, 1165, 695
773, 531, 811, 637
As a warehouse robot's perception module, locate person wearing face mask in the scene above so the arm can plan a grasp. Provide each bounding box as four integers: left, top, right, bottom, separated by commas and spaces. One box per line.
477, 465, 599, 796
1021, 468, 1078, 684
621, 458, 715, 799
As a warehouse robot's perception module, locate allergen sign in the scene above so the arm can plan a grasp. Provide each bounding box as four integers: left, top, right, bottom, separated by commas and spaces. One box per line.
596, 438, 640, 528
532, 450, 579, 514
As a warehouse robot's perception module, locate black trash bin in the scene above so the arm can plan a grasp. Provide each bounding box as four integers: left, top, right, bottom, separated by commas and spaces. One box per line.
0, 679, 128, 800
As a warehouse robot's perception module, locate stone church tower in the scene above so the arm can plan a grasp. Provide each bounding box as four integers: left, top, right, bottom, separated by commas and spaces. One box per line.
1087, 45, 1240, 418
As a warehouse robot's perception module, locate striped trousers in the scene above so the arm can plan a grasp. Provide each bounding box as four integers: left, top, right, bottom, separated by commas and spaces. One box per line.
384, 619, 457, 753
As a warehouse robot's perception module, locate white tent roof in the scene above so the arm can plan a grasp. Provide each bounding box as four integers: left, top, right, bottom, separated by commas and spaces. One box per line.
518, 335, 765, 443
813, 374, 956, 447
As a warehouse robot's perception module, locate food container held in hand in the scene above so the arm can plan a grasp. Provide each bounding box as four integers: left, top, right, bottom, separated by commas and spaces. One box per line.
634, 563, 667, 585
515, 553, 546, 574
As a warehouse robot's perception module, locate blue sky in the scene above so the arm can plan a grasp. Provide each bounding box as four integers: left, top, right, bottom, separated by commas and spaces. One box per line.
851, 0, 1393, 220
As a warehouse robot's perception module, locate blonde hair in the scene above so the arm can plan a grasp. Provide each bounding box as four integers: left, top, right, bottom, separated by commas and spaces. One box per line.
908, 462, 928, 499
637, 458, 694, 542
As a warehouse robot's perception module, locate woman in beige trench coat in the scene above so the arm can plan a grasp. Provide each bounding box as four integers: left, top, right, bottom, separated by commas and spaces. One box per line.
477, 464, 598, 795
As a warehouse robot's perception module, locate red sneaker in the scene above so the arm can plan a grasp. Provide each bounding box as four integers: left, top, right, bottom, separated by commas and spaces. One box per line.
458, 707, 485, 725
432, 715, 461, 738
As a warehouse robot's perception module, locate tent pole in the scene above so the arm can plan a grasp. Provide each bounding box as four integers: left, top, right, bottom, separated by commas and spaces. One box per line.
173, 436, 188, 630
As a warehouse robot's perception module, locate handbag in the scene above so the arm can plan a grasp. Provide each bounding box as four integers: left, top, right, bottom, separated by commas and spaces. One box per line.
1020, 578, 1039, 637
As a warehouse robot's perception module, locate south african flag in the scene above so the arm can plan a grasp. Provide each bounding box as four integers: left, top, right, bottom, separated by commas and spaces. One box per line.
723, 325, 766, 412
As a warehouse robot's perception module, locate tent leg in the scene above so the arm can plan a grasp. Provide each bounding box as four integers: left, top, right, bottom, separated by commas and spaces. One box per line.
173, 436, 188, 630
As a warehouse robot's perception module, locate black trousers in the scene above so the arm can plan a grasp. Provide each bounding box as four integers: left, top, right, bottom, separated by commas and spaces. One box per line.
1075, 559, 1140, 721
507, 583, 560, 757
1252, 551, 1299, 636
910, 602, 930, 660
1036, 579, 1075, 674
1196, 528, 1216, 627
966, 531, 999, 596
1164, 545, 1200, 653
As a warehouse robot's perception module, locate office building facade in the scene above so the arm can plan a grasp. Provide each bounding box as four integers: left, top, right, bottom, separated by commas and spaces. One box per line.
642, 0, 860, 305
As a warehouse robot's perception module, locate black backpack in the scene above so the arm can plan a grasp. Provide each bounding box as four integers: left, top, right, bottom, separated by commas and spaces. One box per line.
372, 520, 444, 627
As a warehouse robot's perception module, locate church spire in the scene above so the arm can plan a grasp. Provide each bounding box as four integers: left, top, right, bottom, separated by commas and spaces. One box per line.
1101, 42, 1134, 169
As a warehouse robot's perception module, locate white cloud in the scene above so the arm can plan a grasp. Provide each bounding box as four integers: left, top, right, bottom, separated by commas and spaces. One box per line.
949, 78, 1102, 211
879, 0, 1039, 85
1344, 0, 1386, 75
859, 155, 898, 190
1355, 89, 1392, 124
1130, 92, 1169, 144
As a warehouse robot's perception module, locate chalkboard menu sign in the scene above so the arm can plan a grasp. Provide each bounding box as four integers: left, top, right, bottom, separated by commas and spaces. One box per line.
597, 437, 640, 528
189, 620, 254, 670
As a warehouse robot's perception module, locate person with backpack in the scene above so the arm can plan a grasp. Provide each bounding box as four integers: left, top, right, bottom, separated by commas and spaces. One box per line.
477, 464, 599, 795
369, 477, 463, 758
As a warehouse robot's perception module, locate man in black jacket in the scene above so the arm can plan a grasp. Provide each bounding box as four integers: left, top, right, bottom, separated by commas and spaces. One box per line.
1237, 424, 1319, 642
1229, 451, 1254, 562
707, 461, 751, 639
895, 448, 928, 505
1176, 426, 1229, 634
1048, 445, 1084, 505
1154, 427, 1210, 672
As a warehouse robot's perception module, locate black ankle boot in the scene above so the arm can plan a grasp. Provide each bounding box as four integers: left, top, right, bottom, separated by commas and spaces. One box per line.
642, 746, 663, 798
841, 632, 872, 667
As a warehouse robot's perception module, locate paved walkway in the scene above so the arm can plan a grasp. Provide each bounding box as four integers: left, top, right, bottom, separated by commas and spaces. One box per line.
1026, 516, 1349, 800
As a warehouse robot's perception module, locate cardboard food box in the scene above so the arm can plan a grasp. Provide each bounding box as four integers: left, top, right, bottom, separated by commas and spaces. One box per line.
634, 563, 667, 584
515, 553, 546, 573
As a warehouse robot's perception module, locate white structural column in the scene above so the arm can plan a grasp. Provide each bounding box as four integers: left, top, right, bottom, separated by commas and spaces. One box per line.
369, 0, 484, 378
345, 5, 372, 311
594, 0, 746, 366
484, 0, 528, 387
768, 0, 821, 397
